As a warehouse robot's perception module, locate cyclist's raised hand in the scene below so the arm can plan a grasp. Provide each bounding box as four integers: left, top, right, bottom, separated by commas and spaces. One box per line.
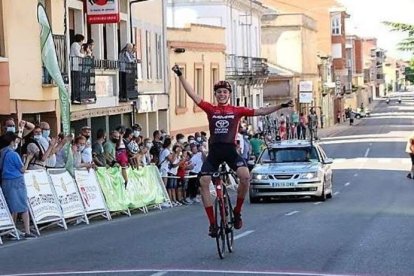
172, 65, 182, 76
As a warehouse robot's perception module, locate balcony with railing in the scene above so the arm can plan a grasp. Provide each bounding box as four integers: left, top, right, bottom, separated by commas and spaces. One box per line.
119, 61, 138, 101
68, 56, 138, 104
70, 56, 96, 104
226, 55, 269, 81
42, 35, 68, 86
251, 57, 269, 77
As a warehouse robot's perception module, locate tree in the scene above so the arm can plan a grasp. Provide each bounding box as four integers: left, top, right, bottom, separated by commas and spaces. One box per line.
383, 21, 414, 52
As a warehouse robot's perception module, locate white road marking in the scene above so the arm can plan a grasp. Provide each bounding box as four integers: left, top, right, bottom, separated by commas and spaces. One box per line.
334, 191, 340, 196
364, 148, 370, 157
0, 269, 358, 276
333, 158, 346, 163
151, 272, 168, 276
314, 202, 323, 205
344, 182, 350, 186
369, 143, 373, 146
285, 211, 299, 216
354, 173, 358, 177
234, 230, 255, 240
377, 159, 392, 163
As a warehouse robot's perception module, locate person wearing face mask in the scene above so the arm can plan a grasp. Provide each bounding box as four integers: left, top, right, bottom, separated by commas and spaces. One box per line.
0, 132, 37, 239
80, 126, 93, 164
124, 128, 140, 169
39, 121, 67, 168
138, 144, 151, 167
187, 135, 196, 145
22, 126, 56, 170
0, 118, 35, 152
104, 130, 120, 167
132, 124, 142, 138
175, 133, 186, 147
194, 132, 203, 145
72, 136, 95, 170
149, 130, 163, 165
92, 129, 106, 167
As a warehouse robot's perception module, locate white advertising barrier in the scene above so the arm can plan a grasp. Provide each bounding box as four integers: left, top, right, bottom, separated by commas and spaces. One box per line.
0, 189, 14, 229
74, 169, 110, 220
0, 189, 20, 244
48, 169, 87, 221
24, 170, 66, 233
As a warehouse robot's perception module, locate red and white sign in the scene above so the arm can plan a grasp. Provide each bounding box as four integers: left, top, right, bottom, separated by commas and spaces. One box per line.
86, 0, 120, 24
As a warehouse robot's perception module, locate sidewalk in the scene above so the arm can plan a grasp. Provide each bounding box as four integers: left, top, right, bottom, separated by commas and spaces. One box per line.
317, 100, 380, 139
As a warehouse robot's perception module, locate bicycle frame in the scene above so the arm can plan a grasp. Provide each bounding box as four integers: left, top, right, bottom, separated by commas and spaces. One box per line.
211, 164, 234, 259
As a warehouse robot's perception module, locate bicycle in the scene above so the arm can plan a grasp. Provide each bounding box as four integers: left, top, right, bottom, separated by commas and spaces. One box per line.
211, 163, 235, 259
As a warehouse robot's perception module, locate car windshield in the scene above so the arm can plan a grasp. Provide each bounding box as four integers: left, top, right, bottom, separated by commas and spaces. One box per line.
259, 147, 319, 163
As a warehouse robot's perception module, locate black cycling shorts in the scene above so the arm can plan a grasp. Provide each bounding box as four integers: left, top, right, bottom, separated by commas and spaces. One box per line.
410, 153, 414, 165
200, 143, 247, 175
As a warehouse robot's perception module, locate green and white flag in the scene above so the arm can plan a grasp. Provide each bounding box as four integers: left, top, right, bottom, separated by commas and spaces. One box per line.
37, 4, 73, 172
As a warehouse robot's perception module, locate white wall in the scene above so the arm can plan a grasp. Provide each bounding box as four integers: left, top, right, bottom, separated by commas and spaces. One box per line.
167, 1, 262, 57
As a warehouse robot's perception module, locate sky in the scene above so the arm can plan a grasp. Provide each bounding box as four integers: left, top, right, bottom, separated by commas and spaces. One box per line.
338, 0, 414, 60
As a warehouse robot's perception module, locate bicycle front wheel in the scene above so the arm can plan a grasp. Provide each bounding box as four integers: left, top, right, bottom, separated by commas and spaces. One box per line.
214, 197, 226, 259
224, 187, 234, 253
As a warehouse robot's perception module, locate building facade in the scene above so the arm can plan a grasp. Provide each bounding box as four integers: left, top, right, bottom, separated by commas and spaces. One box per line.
262, 0, 342, 127
0, 0, 170, 139
261, 11, 320, 117
167, 0, 269, 130
0, 0, 61, 131
66, 0, 169, 138
167, 24, 226, 137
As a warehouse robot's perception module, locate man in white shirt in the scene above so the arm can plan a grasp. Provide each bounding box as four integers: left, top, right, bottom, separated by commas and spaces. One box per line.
188, 144, 205, 202
80, 126, 93, 164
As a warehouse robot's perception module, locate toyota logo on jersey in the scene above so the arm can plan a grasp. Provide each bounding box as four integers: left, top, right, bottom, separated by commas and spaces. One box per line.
215, 120, 230, 128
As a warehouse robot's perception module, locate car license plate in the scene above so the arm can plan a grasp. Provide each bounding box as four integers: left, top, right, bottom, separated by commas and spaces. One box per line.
272, 182, 295, 187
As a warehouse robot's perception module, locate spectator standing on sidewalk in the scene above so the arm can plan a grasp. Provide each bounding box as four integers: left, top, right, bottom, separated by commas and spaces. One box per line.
290, 111, 299, 139
337, 111, 341, 124
150, 130, 163, 165
23, 126, 56, 170
406, 132, 414, 179
308, 108, 318, 140
298, 112, 308, 139
167, 145, 181, 206
349, 110, 355, 126
177, 149, 192, 204
104, 130, 119, 167
250, 133, 264, 159
0, 119, 35, 152
187, 143, 204, 203
92, 129, 106, 167
0, 132, 36, 239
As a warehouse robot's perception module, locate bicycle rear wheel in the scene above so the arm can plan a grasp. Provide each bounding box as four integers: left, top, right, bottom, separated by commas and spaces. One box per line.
214, 197, 226, 259
224, 187, 234, 253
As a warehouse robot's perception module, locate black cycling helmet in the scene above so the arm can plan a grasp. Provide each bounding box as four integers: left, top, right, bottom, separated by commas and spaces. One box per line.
213, 80, 232, 93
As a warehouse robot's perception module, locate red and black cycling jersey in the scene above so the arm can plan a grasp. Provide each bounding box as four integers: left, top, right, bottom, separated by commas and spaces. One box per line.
198, 100, 254, 145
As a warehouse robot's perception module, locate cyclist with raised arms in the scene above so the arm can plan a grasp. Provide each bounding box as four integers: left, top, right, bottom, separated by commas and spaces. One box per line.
172, 65, 294, 237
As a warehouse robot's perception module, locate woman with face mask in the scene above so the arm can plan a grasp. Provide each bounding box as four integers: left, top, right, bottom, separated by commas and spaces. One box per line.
22, 126, 56, 170
72, 136, 95, 170
0, 132, 37, 239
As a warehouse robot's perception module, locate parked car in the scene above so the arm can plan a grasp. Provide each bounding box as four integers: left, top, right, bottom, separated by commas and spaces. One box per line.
352, 110, 366, 119
249, 140, 333, 203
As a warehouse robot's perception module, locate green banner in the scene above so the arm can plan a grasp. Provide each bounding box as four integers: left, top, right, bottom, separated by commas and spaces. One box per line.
95, 166, 166, 212
127, 166, 165, 207
37, 4, 73, 173
95, 167, 129, 212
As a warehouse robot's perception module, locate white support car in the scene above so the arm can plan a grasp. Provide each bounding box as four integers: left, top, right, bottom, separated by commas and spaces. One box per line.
249, 140, 333, 203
